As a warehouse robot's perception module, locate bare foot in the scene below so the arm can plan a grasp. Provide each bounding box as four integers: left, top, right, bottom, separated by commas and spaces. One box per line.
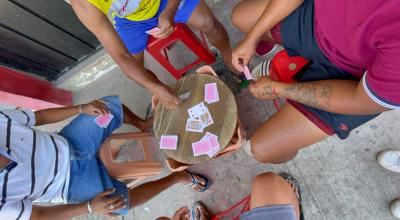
193, 202, 210, 220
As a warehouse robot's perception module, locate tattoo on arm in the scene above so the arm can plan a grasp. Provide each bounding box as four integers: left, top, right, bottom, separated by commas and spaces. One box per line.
258, 84, 276, 98
281, 82, 333, 109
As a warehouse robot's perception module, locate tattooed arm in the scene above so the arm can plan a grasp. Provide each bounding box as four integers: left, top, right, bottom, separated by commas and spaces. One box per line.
248, 77, 390, 115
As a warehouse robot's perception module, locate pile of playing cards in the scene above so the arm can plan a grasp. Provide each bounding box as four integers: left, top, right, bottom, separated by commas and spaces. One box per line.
95, 113, 114, 128
186, 102, 213, 132
192, 132, 220, 158
159, 135, 178, 150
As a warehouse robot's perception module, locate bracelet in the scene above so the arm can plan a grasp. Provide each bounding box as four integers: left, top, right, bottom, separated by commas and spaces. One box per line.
78, 104, 82, 114
87, 200, 93, 213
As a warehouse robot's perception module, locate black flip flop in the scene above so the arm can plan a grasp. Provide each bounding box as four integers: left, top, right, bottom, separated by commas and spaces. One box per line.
279, 172, 305, 220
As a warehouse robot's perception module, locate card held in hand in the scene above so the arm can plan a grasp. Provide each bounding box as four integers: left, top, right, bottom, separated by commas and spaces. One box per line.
243, 65, 253, 80
159, 135, 178, 150
186, 118, 203, 133
145, 27, 160, 35
95, 113, 114, 128
204, 83, 219, 104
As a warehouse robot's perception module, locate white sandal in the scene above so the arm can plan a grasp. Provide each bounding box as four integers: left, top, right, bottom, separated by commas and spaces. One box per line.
251, 59, 272, 81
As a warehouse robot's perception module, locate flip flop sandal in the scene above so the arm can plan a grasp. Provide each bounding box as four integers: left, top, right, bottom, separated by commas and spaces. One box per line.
185, 170, 211, 192
251, 59, 271, 81
278, 172, 305, 220
191, 201, 210, 220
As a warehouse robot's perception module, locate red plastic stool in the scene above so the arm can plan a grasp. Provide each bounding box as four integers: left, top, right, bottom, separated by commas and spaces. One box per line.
147, 24, 216, 79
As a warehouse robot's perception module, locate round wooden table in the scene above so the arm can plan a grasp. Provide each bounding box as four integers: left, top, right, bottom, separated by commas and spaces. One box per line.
154, 74, 238, 164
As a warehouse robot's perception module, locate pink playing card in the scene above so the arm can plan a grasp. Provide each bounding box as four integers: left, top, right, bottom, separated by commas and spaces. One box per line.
95, 114, 114, 128
201, 132, 220, 157
145, 27, 160, 35
160, 135, 178, 150
243, 65, 253, 80
192, 140, 211, 156
208, 135, 219, 149
204, 83, 219, 104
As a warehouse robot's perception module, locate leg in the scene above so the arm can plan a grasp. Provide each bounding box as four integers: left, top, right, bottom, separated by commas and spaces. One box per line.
187, 0, 236, 72
249, 172, 300, 219
122, 104, 153, 132
132, 52, 163, 85
231, 0, 274, 42
129, 171, 207, 207
250, 103, 329, 163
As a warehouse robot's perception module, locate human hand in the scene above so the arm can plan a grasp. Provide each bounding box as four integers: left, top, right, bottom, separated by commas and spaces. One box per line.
248, 76, 279, 100
232, 37, 257, 72
90, 189, 127, 217
172, 207, 190, 220
153, 86, 182, 110
81, 100, 110, 116
155, 11, 174, 39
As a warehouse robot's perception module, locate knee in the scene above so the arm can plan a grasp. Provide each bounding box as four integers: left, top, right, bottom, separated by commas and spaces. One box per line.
252, 172, 280, 187
155, 217, 170, 220
197, 15, 219, 34
250, 140, 277, 163
231, 2, 246, 31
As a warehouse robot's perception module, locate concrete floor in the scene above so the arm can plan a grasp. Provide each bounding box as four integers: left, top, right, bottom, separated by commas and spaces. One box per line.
60, 1, 400, 219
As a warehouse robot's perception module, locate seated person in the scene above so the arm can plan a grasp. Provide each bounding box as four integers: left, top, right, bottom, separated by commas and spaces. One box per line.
0, 95, 209, 220
70, 0, 235, 109
230, 0, 400, 163
159, 172, 302, 220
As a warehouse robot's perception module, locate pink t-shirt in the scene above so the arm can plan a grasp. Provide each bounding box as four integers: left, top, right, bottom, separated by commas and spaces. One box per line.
314, 0, 400, 108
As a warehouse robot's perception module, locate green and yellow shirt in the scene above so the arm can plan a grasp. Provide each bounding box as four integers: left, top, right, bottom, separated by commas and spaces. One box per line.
88, 0, 161, 21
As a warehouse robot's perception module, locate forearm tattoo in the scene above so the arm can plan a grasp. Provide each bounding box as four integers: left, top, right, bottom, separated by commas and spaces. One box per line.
256, 84, 275, 98
281, 82, 333, 109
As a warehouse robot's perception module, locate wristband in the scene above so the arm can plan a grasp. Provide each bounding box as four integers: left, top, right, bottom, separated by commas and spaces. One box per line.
87, 200, 93, 213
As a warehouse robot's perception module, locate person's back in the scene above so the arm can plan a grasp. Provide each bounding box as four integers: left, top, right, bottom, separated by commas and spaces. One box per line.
314, 0, 400, 107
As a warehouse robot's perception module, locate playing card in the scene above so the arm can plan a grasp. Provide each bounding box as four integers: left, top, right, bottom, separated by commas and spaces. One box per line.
207, 135, 220, 157
187, 102, 207, 119
204, 83, 219, 104
192, 139, 212, 156
243, 65, 253, 80
186, 119, 203, 133
199, 110, 213, 128
145, 27, 160, 35
201, 132, 220, 157
179, 92, 191, 100
95, 113, 114, 128
159, 135, 178, 150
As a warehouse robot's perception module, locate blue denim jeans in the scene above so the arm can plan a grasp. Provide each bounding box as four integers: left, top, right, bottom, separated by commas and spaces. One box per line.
59, 95, 129, 215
